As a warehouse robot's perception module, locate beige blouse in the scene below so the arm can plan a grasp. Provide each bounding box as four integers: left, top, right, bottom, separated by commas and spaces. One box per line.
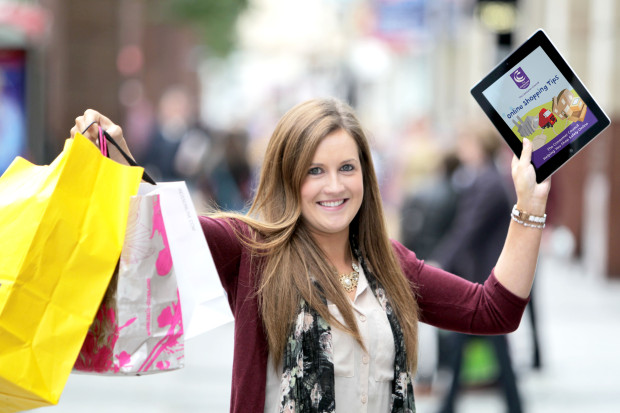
264, 266, 395, 413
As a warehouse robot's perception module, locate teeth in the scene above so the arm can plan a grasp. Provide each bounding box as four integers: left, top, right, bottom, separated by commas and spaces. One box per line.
319, 200, 344, 207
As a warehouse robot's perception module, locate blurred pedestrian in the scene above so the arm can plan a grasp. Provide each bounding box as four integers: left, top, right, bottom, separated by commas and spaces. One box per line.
400, 150, 460, 391
141, 85, 212, 187
207, 129, 253, 211
431, 128, 524, 413
401, 151, 460, 260
71, 98, 550, 412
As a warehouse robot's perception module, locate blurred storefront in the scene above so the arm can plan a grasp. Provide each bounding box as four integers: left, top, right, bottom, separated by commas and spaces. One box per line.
38, 0, 203, 157
0, 1, 46, 172
515, 0, 620, 279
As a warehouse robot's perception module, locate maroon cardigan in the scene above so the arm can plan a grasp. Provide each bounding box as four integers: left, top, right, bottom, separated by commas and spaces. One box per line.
199, 216, 529, 413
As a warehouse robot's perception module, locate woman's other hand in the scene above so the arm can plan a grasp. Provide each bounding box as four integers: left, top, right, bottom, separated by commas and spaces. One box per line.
70, 109, 136, 166
511, 138, 551, 216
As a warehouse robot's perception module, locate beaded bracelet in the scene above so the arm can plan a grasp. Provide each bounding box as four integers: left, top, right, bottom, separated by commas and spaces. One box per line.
511, 204, 546, 229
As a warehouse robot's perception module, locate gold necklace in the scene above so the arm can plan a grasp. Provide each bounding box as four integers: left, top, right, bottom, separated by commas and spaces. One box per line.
338, 262, 360, 293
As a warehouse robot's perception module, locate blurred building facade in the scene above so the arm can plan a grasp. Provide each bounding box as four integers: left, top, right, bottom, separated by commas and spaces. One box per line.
1, 0, 619, 277
39, 0, 203, 157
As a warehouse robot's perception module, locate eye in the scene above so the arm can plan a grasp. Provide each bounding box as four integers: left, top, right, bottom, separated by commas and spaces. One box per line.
308, 166, 323, 175
340, 164, 355, 172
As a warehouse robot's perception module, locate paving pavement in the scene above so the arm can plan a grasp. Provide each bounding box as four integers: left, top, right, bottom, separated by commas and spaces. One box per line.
44, 253, 620, 413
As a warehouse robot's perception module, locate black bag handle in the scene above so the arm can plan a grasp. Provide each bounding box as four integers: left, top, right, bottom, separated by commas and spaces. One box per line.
82, 122, 156, 185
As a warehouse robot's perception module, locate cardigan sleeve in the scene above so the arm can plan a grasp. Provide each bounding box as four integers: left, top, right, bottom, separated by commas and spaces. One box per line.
391, 239, 529, 334
198, 216, 270, 413
198, 215, 244, 311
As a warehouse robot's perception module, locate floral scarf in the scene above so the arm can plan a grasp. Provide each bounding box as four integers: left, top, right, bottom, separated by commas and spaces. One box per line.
278, 248, 416, 412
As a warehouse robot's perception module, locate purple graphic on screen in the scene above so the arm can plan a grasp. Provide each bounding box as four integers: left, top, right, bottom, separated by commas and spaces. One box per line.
510, 67, 530, 89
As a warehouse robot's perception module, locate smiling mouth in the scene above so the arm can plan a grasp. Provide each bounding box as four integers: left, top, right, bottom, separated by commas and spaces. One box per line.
318, 199, 346, 207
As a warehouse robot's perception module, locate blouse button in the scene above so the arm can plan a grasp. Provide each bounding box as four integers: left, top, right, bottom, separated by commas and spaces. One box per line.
362, 354, 369, 364
359, 314, 367, 322
361, 393, 368, 404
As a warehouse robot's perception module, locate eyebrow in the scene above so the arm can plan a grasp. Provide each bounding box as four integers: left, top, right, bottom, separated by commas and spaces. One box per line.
309, 158, 359, 166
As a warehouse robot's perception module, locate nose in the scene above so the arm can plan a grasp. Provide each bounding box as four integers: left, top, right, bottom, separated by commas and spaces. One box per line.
324, 171, 345, 194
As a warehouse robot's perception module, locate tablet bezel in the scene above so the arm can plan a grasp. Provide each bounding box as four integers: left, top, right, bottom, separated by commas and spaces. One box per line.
471, 29, 610, 183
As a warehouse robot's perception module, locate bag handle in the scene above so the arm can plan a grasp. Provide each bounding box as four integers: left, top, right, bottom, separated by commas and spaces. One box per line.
82, 122, 156, 185
98, 125, 108, 157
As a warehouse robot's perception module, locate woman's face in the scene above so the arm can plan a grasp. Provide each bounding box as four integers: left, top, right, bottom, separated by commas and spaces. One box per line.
300, 129, 364, 241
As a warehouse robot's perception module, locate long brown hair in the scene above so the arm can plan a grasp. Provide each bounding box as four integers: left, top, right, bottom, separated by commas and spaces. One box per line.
214, 98, 419, 372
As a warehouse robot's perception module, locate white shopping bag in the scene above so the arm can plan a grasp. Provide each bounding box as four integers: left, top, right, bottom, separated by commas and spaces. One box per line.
139, 182, 233, 339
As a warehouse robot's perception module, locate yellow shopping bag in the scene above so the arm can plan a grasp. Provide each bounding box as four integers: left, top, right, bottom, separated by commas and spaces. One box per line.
0, 134, 143, 412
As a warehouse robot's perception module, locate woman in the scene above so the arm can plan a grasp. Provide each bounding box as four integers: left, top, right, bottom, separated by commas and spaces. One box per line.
71, 98, 550, 413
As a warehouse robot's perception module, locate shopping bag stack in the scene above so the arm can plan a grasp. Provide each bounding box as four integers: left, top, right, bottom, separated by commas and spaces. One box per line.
0, 134, 143, 412
74, 190, 185, 375
73, 180, 234, 375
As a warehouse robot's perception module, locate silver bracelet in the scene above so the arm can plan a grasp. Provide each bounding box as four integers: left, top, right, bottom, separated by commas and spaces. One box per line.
511, 204, 546, 229
511, 214, 545, 229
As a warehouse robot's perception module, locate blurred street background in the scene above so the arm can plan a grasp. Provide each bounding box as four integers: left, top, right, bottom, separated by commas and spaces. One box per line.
2, 0, 620, 411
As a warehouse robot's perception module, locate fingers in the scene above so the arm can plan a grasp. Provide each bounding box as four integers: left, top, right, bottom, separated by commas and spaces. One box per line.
511, 152, 519, 171
72, 109, 113, 134
83, 109, 116, 132
512, 138, 533, 189
71, 109, 136, 166
69, 124, 79, 140
519, 137, 532, 165
71, 110, 99, 145
512, 138, 549, 215
105, 124, 124, 143
71, 109, 125, 147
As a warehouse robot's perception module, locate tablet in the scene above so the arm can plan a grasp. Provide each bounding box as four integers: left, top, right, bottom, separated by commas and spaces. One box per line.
471, 29, 610, 183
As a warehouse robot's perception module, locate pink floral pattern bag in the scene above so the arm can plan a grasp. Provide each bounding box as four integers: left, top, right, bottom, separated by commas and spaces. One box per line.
74, 193, 184, 375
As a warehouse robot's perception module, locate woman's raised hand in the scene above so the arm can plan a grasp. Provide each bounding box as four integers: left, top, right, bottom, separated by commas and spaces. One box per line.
70, 109, 136, 167
511, 138, 551, 215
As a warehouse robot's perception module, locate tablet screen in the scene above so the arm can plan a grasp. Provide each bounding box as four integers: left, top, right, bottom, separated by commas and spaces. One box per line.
482, 46, 598, 168
471, 30, 610, 182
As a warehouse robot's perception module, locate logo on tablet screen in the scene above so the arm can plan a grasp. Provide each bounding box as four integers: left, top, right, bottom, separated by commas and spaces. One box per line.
510, 67, 530, 89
